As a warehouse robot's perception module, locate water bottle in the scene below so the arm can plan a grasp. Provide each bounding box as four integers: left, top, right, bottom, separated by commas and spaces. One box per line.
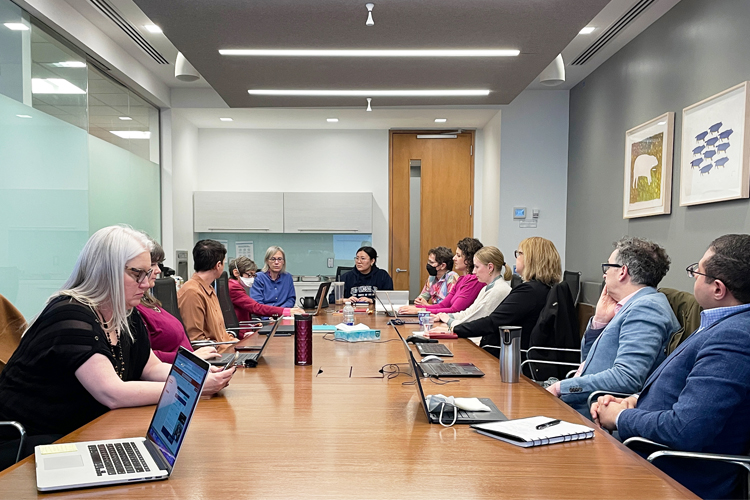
343, 301, 354, 326
294, 314, 313, 365
499, 326, 522, 383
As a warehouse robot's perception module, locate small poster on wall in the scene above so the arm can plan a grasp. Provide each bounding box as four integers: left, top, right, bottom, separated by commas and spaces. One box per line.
236, 241, 254, 261
680, 81, 750, 206
623, 112, 675, 218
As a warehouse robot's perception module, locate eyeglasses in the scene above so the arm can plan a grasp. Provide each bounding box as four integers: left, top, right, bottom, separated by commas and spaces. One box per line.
601, 263, 624, 274
354, 257, 371, 262
514, 250, 523, 259
241, 272, 257, 278
125, 266, 153, 283
268, 257, 285, 263
686, 263, 716, 280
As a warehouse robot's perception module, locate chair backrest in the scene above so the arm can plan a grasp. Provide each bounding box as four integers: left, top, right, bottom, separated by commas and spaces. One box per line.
336, 266, 353, 282
214, 272, 240, 330
563, 270, 582, 306
0, 294, 26, 373
658, 287, 702, 354
510, 273, 523, 289
152, 278, 184, 324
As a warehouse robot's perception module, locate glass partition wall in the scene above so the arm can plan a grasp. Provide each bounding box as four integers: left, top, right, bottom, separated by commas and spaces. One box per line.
0, 2, 161, 318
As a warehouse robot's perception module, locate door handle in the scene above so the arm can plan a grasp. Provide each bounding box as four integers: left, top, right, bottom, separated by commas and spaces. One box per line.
396, 268, 408, 273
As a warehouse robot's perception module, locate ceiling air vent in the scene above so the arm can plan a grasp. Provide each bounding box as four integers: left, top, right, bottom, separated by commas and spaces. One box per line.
88, 0, 169, 65
571, 0, 656, 66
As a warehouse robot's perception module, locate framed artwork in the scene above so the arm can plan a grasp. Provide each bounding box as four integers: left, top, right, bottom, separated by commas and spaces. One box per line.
680, 81, 750, 206
623, 112, 675, 218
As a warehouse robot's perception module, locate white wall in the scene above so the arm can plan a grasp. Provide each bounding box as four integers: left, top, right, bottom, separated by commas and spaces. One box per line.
170, 111, 199, 272
480, 110, 502, 247
499, 90, 569, 269
193, 128, 390, 264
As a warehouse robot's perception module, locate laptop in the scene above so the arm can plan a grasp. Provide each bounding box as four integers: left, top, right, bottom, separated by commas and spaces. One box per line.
210, 319, 280, 368
375, 290, 417, 316
374, 292, 419, 324
403, 342, 506, 425
414, 342, 453, 357
394, 328, 482, 377
35, 347, 209, 492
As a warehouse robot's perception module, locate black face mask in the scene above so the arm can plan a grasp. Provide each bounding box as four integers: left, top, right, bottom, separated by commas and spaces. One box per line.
426, 263, 438, 277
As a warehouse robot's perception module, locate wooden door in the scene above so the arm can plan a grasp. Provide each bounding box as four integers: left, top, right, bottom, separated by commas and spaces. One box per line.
389, 132, 474, 293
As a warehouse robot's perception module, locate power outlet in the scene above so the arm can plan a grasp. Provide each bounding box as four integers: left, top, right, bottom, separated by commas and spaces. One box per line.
327, 258, 334, 268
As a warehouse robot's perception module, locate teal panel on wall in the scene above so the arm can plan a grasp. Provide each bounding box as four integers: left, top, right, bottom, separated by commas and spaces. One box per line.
88, 135, 161, 239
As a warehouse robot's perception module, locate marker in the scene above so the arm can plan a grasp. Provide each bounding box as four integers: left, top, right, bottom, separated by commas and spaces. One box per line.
536, 419, 561, 430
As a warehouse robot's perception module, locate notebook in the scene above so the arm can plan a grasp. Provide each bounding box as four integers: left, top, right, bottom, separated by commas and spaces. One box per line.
35, 347, 209, 492
398, 332, 506, 425
210, 319, 280, 368
471, 416, 594, 448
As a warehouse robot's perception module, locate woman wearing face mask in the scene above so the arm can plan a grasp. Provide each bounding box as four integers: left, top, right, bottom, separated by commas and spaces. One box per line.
430, 246, 512, 331
137, 238, 220, 363
413, 246, 459, 306
228, 257, 303, 328
399, 238, 484, 315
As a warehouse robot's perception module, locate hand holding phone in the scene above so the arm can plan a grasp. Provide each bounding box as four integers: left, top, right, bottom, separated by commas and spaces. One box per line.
222, 352, 240, 371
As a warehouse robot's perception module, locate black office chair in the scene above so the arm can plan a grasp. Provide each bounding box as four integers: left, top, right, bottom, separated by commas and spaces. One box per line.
335, 266, 353, 282
510, 273, 523, 289
563, 270, 582, 306
0, 421, 25, 470
152, 278, 183, 324
214, 272, 241, 334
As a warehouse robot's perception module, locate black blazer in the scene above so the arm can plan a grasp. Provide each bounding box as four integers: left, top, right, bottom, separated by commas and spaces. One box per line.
453, 280, 550, 357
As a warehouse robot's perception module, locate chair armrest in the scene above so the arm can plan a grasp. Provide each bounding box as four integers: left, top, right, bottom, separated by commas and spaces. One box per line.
587, 390, 633, 410
648, 450, 750, 473
0, 421, 26, 463
525, 346, 582, 354
623, 436, 672, 454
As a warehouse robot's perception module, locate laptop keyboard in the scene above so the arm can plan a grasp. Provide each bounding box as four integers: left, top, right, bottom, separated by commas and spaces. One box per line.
88, 442, 150, 476
213, 352, 259, 366
417, 344, 452, 356
422, 363, 467, 376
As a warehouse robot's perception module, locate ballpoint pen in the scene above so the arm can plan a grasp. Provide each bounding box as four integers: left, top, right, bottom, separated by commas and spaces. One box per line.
536, 419, 561, 430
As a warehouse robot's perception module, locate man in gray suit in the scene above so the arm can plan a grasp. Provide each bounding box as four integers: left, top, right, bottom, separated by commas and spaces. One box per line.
546, 237, 680, 414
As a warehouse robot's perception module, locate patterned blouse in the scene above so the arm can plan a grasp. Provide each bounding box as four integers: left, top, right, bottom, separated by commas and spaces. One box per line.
418, 271, 459, 304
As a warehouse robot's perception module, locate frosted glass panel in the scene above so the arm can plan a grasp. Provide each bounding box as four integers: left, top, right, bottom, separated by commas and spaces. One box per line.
88, 135, 161, 238
0, 93, 89, 318
196, 233, 373, 276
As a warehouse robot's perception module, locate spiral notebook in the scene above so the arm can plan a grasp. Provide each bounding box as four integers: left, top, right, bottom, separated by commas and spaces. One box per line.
471, 416, 594, 448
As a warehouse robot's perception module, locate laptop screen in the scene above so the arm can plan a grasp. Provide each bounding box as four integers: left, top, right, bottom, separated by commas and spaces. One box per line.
146, 348, 209, 467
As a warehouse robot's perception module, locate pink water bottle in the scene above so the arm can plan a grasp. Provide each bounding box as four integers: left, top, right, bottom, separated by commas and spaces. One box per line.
294, 313, 313, 365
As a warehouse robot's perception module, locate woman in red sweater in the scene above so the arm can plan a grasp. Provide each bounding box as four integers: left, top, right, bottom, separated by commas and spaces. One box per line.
399, 238, 485, 315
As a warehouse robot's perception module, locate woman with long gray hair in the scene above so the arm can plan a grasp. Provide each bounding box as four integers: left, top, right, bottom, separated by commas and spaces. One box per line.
0, 225, 233, 462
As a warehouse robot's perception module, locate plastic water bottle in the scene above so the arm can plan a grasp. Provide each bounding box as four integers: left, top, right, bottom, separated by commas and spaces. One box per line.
343, 301, 355, 326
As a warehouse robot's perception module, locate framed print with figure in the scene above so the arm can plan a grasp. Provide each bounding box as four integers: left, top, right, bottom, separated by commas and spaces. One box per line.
623, 112, 674, 218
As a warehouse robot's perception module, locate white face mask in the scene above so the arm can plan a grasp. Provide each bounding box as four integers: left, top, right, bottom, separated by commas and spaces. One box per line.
240, 277, 255, 288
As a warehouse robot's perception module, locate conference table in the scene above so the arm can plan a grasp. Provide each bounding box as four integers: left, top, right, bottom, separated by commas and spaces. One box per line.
0, 309, 697, 499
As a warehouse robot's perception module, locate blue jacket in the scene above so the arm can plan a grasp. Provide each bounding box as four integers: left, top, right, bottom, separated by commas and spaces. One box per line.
618, 306, 750, 500
560, 287, 679, 413
249, 271, 296, 308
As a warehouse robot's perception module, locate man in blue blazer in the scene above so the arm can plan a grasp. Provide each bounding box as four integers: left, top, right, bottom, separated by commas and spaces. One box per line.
593, 234, 750, 499
547, 237, 679, 414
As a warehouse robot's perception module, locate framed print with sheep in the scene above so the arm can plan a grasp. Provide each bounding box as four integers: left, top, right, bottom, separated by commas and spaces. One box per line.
680, 81, 750, 206
623, 111, 674, 219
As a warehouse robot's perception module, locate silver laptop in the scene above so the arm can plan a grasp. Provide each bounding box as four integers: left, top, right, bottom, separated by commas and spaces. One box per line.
400, 335, 506, 425
394, 327, 482, 377
375, 290, 419, 317
374, 291, 419, 323
35, 347, 210, 492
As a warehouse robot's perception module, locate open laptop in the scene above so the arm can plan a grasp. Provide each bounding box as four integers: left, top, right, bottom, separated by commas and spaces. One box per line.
35, 347, 209, 492
375, 290, 417, 316
374, 291, 419, 324
402, 341, 506, 425
394, 328, 482, 377
211, 319, 280, 368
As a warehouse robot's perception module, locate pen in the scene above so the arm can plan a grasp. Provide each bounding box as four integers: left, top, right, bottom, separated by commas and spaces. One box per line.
536, 419, 561, 430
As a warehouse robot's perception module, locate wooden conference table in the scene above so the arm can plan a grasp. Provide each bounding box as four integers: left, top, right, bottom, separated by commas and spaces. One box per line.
0, 310, 696, 499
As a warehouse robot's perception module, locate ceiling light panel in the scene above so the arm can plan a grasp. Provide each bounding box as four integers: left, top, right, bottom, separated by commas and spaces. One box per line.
144, 24, 162, 33
326, 118, 339, 122
50, 61, 87, 68
31, 78, 86, 94
110, 131, 151, 139
219, 117, 233, 121
119, 116, 133, 120
221, 49, 519, 57
4, 23, 29, 30
579, 26, 596, 34
434, 118, 447, 123
247, 89, 490, 96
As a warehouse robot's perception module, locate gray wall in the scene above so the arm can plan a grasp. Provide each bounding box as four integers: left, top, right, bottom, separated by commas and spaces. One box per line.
567, 0, 750, 299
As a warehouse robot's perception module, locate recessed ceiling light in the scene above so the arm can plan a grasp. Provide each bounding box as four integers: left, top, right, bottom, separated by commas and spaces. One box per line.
144, 24, 162, 33
219, 117, 233, 122
16, 114, 32, 118
119, 116, 133, 121
110, 131, 151, 139
657, 121, 666, 125
31, 78, 86, 94
579, 26, 596, 34
4, 22, 29, 31
434, 118, 447, 123
221, 49, 519, 57
50, 61, 86, 68
248, 89, 490, 96
326, 118, 339, 123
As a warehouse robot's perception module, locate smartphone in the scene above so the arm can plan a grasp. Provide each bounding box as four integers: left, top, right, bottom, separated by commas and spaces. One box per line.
234, 345, 262, 351
222, 352, 240, 371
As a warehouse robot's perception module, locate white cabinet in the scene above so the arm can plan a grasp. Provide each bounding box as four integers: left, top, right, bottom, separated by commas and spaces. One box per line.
283, 193, 372, 233
193, 192, 284, 233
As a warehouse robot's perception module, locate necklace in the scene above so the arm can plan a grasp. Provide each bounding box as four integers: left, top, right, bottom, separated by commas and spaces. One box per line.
93, 307, 126, 380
